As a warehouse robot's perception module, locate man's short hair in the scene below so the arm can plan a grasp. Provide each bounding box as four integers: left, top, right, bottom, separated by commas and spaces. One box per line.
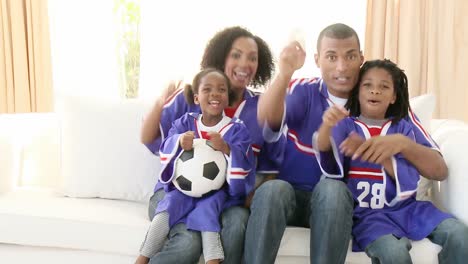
317, 23, 361, 52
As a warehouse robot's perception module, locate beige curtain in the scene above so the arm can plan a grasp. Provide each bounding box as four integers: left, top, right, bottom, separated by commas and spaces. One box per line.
0, 0, 53, 113
365, 0, 468, 122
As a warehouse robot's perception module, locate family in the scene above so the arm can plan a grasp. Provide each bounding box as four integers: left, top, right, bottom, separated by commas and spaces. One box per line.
136, 23, 468, 264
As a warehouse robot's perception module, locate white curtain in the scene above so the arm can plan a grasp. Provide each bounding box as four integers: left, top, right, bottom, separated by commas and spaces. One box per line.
138, 0, 367, 99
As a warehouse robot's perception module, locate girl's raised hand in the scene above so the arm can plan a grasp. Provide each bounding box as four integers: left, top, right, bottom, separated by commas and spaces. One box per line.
180, 131, 195, 151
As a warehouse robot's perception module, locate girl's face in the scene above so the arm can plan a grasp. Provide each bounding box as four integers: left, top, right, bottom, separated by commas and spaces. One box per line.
194, 71, 229, 126
358, 67, 396, 120
224, 37, 259, 92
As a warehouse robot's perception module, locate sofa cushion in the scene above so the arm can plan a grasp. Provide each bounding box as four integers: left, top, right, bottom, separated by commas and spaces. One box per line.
0, 189, 441, 263
410, 93, 435, 131
409, 94, 436, 201
0, 188, 148, 255
58, 95, 159, 202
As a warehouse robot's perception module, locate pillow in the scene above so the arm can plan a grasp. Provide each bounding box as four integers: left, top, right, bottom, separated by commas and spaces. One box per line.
409, 93, 436, 201
409, 93, 436, 131
58, 95, 160, 202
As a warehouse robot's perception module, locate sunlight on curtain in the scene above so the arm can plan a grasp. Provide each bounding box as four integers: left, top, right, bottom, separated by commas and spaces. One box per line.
138, 0, 367, 99
48, 0, 120, 99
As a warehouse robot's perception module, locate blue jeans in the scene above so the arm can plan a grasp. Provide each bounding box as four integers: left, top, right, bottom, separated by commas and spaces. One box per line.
244, 178, 354, 264
148, 189, 249, 264
366, 218, 468, 264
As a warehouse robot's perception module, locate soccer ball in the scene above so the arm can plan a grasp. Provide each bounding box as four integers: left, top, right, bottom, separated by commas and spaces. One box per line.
173, 138, 227, 197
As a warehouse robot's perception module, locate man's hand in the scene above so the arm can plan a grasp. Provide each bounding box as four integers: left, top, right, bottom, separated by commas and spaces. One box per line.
278, 41, 306, 77
207, 132, 230, 155
180, 131, 195, 151
352, 134, 407, 164
339, 131, 365, 157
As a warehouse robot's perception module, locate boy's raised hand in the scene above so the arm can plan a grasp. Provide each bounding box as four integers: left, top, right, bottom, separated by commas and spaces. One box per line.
322, 105, 349, 128
207, 132, 230, 155
180, 131, 195, 151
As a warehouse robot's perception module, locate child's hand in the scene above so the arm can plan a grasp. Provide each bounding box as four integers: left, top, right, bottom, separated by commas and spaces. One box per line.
207, 132, 230, 155
322, 105, 349, 128
339, 131, 365, 157
180, 131, 194, 151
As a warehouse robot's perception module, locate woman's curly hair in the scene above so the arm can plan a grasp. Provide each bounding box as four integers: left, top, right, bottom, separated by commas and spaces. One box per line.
200, 26, 274, 88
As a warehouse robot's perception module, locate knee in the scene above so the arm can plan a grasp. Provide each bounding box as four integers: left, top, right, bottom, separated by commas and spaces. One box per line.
445, 219, 468, 248
221, 206, 249, 234
170, 224, 202, 261
312, 179, 353, 209
252, 180, 294, 207
366, 235, 412, 263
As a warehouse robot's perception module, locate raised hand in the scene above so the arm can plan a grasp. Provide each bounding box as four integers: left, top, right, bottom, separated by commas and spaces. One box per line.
207, 132, 230, 155
180, 131, 195, 151
161, 80, 183, 103
278, 41, 306, 77
322, 105, 349, 128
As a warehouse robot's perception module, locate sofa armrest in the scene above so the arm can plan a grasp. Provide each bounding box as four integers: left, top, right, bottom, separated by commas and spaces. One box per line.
0, 113, 60, 190
0, 127, 14, 193
430, 119, 468, 225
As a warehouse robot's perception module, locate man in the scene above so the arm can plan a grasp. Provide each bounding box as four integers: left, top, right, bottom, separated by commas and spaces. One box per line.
245, 23, 447, 264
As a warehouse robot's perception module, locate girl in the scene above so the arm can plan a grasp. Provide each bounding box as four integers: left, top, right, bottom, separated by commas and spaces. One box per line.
314, 59, 468, 263
135, 68, 255, 264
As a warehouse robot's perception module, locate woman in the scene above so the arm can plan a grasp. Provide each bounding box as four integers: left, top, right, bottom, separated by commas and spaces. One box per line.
141, 26, 284, 264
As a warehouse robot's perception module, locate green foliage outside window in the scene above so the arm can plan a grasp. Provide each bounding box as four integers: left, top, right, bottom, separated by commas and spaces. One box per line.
114, 0, 140, 98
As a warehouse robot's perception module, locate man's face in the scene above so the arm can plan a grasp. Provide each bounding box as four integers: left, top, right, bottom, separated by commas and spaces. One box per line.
315, 36, 363, 98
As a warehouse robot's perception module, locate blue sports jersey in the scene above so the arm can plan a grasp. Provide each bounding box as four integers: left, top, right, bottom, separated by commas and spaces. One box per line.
145, 88, 285, 177
314, 117, 452, 251
156, 113, 255, 232
264, 78, 440, 192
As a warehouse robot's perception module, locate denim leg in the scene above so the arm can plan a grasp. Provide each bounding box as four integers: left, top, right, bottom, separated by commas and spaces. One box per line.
149, 223, 202, 264
365, 234, 412, 264
427, 218, 468, 264
147, 190, 202, 264
244, 180, 296, 264
148, 189, 165, 220
309, 178, 354, 264
220, 206, 249, 264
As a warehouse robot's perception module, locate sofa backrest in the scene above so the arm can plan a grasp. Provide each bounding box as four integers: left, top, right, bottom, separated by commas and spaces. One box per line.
58, 95, 160, 203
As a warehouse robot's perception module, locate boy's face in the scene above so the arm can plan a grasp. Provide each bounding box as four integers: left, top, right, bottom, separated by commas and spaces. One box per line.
194, 72, 229, 126
315, 36, 363, 99
358, 67, 396, 120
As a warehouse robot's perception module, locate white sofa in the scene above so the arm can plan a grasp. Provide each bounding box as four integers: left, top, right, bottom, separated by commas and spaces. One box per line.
1, 95, 468, 264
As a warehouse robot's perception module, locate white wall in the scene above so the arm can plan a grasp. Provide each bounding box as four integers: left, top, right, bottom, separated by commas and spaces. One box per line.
48, 0, 120, 99
138, 0, 367, 99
